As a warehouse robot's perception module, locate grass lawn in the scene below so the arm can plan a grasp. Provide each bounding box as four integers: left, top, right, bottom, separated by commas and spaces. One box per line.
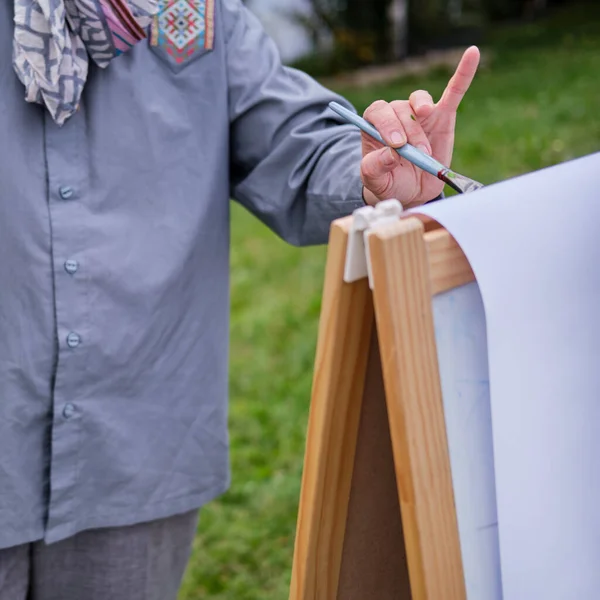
179, 4, 600, 598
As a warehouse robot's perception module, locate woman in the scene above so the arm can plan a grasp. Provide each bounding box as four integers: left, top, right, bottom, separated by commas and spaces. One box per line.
0, 0, 479, 597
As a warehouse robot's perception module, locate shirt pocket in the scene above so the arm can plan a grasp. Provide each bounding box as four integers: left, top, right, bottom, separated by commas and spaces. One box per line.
149, 0, 215, 72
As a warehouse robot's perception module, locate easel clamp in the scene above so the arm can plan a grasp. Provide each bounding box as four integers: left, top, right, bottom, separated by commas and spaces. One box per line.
343, 199, 405, 288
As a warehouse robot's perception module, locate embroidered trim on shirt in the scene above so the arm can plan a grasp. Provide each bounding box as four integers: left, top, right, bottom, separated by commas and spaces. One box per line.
204, 0, 215, 50
151, 0, 215, 65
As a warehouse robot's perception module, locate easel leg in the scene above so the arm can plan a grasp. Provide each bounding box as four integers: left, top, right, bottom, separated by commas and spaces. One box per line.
369, 218, 466, 600
290, 218, 413, 600
289, 220, 374, 600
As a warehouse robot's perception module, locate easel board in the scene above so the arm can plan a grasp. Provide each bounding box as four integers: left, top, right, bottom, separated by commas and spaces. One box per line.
433, 281, 501, 600
289, 215, 501, 599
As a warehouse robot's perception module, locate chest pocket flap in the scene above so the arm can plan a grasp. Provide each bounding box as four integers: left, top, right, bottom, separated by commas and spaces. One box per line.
149, 0, 215, 71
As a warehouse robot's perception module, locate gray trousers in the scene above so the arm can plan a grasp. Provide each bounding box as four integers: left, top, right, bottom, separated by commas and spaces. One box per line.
0, 510, 199, 600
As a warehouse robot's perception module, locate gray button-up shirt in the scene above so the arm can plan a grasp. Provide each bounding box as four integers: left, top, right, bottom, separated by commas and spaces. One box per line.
0, 0, 366, 548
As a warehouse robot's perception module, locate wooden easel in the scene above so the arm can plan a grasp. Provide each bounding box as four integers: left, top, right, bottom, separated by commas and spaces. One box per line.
289, 211, 476, 600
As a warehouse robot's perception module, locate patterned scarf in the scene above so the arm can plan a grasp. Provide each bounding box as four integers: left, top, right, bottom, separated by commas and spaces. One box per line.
13, 0, 158, 126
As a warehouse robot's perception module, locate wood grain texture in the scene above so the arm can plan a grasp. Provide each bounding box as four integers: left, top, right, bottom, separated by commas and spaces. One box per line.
368, 217, 466, 600
289, 217, 375, 600
424, 228, 475, 296
410, 214, 444, 233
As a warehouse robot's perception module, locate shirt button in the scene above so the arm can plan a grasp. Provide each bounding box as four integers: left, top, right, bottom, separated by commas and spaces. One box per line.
59, 186, 75, 200
62, 403, 76, 419
64, 259, 79, 275
66, 332, 81, 348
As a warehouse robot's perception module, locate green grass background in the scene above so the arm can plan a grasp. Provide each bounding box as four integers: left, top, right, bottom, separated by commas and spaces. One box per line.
179, 5, 600, 598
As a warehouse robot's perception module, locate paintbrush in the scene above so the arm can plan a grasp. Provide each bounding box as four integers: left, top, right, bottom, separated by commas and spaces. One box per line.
328, 101, 484, 195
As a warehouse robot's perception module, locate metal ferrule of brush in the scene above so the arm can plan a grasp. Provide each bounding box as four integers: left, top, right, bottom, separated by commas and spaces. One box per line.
439, 168, 486, 194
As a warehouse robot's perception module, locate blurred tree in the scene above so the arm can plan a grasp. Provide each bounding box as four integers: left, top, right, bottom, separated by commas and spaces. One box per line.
342, 0, 394, 61
389, 0, 409, 59
287, 0, 558, 73
286, 0, 402, 66
283, 0, 340, 55
483, 0, 549, 19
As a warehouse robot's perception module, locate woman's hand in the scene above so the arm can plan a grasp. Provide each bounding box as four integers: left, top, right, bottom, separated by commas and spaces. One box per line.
360, 46, 480, 208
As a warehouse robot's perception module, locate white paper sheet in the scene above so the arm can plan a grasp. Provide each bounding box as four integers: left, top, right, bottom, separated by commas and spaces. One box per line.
433, 282, 502, 600
411, 152, 600, 599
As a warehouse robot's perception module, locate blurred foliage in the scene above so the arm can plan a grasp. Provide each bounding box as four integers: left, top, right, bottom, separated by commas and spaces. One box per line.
286, 0, 390, 73
179, 3, 600, 599
289, 0, 578, 76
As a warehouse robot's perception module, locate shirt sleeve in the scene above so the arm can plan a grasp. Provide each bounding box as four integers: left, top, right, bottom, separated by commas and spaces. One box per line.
222, 0, 366, 246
